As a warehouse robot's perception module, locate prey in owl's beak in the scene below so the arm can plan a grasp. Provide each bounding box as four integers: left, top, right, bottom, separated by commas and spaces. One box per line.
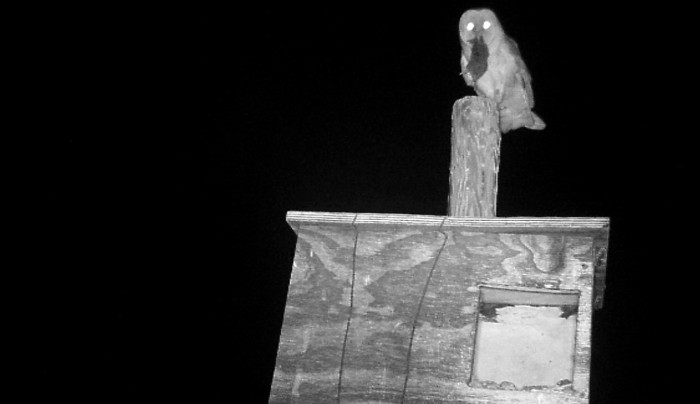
464, 35, 489, 83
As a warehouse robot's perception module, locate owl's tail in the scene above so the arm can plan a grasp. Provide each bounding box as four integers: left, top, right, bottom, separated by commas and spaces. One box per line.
527, 112, 546, 131
499, 109, 546, 133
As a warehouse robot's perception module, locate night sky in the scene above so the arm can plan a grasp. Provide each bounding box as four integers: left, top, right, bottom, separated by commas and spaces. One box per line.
51, 2, 689, 403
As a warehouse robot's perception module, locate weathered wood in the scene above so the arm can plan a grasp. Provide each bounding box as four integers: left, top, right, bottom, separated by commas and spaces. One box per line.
270, 211, 610, 403
269, 224, 356, 403
287, 211, 611, 308
287, 211, 610, 234
448, 96, 501, 217
287, 211, 610, 309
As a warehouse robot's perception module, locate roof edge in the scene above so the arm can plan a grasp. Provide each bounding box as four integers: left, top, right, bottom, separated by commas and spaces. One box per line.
286, 211, 610, 231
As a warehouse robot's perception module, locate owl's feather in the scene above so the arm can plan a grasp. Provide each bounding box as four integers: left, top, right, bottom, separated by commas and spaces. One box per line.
459, 8, 545, 133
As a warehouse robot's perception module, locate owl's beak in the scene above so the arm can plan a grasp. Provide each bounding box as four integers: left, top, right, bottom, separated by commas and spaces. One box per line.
469, 33, 487, 47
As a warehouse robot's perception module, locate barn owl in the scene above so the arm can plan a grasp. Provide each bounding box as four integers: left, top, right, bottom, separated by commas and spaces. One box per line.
459, 8, 545, 133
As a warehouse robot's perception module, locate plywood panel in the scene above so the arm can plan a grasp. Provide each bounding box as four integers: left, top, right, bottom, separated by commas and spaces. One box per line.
271, 213, 607, 403
269, 225, 356, 403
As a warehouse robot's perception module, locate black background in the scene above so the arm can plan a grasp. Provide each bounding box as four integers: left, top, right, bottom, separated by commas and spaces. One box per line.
48, 2, 689, 403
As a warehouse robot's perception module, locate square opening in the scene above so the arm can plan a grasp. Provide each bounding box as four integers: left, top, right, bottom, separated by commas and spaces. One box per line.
470, 286, 580, 390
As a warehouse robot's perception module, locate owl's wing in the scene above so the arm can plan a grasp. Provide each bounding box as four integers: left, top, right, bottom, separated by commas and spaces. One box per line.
459, 43, 476, 86
505, 36, 535, 107
498, 35, 546, 132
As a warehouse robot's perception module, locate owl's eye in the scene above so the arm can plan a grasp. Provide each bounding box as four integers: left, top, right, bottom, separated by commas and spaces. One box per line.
483, 21, 491, 29
466, 22, 474, 31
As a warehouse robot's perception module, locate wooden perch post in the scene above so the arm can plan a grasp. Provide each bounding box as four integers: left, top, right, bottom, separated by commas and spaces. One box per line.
448, 96, 501, 217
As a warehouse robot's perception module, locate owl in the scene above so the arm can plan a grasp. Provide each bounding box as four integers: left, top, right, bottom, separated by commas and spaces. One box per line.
459, 8, 545, 133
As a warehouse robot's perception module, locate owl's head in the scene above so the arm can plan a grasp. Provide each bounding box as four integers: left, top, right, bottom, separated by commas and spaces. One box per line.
458, 8, 504, 46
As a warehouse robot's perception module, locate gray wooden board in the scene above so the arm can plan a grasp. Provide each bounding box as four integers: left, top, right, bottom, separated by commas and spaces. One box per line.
269, 211, 609, 403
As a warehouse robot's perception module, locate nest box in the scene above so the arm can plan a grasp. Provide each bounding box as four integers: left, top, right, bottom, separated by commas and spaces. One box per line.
269, 211, 609, 403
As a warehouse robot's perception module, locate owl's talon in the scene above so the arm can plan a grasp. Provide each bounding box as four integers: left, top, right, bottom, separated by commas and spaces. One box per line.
460, 70, 475, 85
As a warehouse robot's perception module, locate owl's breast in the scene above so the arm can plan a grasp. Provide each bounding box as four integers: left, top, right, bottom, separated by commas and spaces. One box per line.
475, 47, 516, 102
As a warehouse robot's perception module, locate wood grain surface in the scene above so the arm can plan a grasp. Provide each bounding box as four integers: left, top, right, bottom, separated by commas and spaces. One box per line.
448, 96, 501, 217
270, 212, 609, 403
